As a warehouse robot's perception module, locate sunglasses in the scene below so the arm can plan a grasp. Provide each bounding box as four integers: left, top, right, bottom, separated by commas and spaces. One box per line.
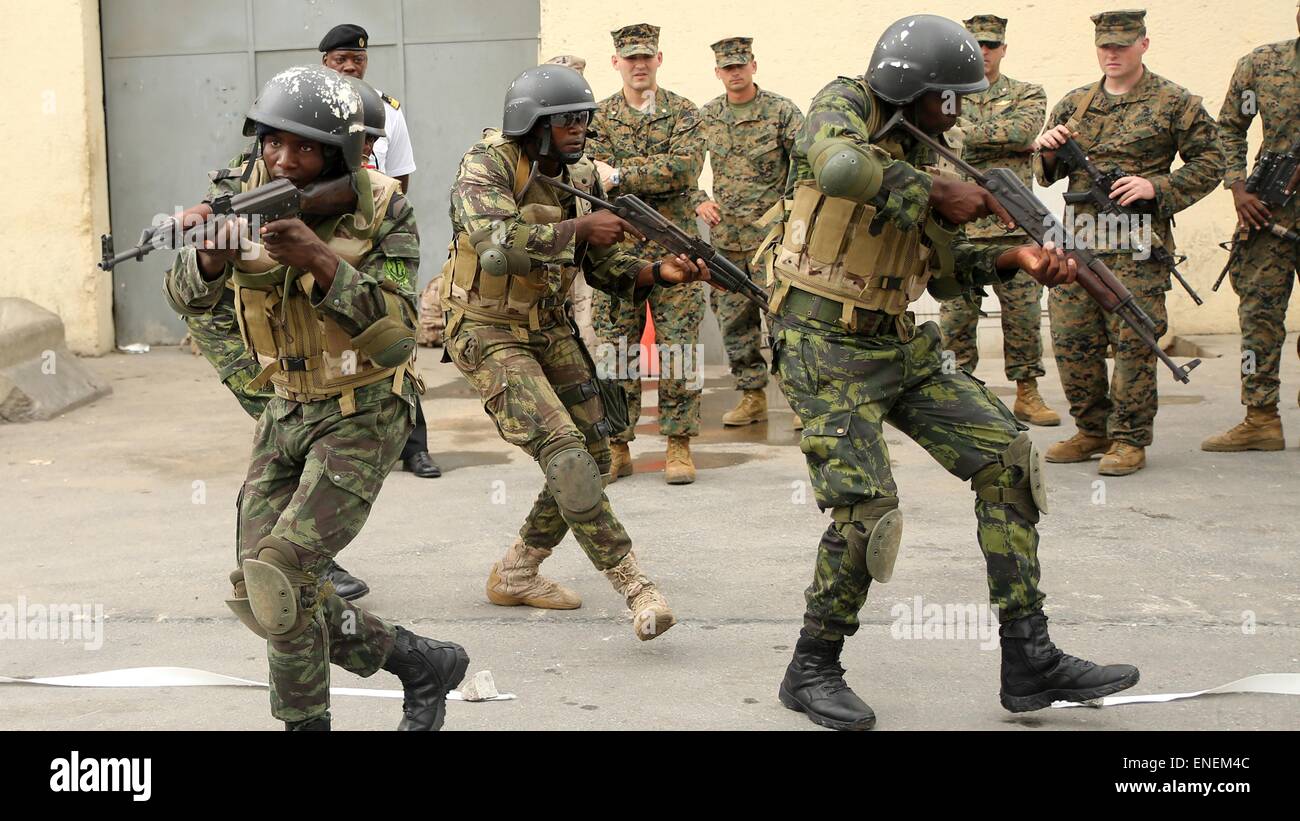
550, 111, 591, 128
978, 40, 1004, 49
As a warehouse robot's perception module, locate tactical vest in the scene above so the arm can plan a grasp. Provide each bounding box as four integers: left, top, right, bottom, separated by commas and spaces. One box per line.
441, 131, 594, 336
230, 160, 410, 415
765, 79, 960, 331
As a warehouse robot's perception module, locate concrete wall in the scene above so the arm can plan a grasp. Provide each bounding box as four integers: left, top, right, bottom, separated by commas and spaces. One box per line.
0, 0, 113, 355
540, 0, 1300, 336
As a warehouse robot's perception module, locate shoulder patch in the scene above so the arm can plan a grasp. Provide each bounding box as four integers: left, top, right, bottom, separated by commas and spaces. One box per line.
381, 92, 400, 110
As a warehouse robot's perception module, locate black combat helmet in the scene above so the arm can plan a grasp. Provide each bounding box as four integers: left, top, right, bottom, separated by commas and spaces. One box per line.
503, 65, 597, 163
345, 76, 387, 139
867, 15, 988, 105
243, 65, 367, 171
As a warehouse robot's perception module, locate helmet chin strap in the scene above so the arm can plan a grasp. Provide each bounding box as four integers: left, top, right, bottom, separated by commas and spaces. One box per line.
536, 117, 585, 165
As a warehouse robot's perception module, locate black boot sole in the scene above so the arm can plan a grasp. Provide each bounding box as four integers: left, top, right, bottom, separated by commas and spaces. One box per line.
399, 644, 470, 731
335, 583, 369, 602
778, 683, 877, 731
1000, 668, 1140, 713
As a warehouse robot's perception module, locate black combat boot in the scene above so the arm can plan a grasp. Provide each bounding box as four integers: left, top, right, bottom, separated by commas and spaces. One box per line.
999, 612, 1139, 712
284, 715, 330, 731
778, 630, 876, 731
323, 560, 369, 601
381, 626, 469, 731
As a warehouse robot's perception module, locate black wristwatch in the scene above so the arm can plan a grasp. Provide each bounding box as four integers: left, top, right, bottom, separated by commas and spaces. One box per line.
651, 260, 670, 287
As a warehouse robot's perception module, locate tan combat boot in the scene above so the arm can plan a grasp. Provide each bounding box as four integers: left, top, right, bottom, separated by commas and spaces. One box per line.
665, 435, 696, 485
603, 550, 676, 641
1200, 405, 1285, 452
486, 539, 582, 610
608, 441, 633, 483
1013, 379, 1061, 426
1045, 432, 1109, 463
1098, 442, 1146, 476
722, 389, 768, 426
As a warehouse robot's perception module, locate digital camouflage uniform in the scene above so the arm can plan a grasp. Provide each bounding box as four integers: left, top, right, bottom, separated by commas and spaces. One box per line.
701, 73, 803, 392
775, 77, 1046, 639
587, 85, 707, 441
165, 169, 421, 724
939, 72, 1048, 380
445, 133, 652, 571
1218, 36, 1300, 409
1036, 35, 1224, 446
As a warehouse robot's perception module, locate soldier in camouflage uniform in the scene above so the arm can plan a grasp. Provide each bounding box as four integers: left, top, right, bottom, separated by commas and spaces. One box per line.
444, 66, 711, 639
696, 37, 804, 427
1202, 4, 1300, 452
1035, 9, 1225, 475
768, 16, 1138, 731
164, 66, 467, 730
937, 15, 1058, 427
587, 23, 707, 485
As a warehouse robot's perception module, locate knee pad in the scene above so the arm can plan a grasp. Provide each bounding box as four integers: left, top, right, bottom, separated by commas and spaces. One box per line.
971, 432, 1047, 523
242, 536, 318, 639
540, 438, 604, 523
224, 568, 268, 640
834, 497, 903, 583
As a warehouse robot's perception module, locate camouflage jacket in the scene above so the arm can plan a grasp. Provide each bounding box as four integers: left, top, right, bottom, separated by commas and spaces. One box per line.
587, 86, 705, 230
1218, 37, 1300, 189
1035, 67, 1225, 253
699, 86, 804, 251
448, 133, 649, 306
165, 165, 420, 341
792, 76, 1006, 289
960, 73, 1046, 239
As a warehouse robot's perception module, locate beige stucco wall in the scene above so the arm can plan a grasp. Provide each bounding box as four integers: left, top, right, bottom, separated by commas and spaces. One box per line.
541, 0, 1300, 336
0, 0, 112, 355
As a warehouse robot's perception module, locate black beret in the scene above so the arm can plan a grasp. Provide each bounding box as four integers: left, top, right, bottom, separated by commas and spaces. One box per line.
319, 23, 369, 52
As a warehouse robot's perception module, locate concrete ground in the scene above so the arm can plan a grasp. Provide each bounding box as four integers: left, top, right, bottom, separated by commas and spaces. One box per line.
1, 332, 1297, 731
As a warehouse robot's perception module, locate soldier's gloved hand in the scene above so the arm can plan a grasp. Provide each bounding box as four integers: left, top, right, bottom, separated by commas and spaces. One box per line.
261, 217, 339, 274
576, 211, 645, 248
1109, 175, 1156, 208
1230, 180, 1272, 229
1000, 242, 1078, 287
695, 200, 722, 227
930, 177, 1015, 228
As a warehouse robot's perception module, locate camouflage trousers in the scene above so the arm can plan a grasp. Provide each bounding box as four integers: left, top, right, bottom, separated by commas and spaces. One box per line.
448, 317, 633, 571
185, 290, 273, 419
774, 314, 1044, 640
1049, 255, 1168, 447
710, 247, 769, 391
1227, 221, 1299, 408
237, 379, 415, 723
939, 240, 1046, 381
592, 244, 704, 441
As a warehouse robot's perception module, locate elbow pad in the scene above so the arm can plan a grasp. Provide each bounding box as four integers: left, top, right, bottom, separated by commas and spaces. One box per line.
808, 137, 884, 203
469, 224, 531, 277
351, 291, 416, 367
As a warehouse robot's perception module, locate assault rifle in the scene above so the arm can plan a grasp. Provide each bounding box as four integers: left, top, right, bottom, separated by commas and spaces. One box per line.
1213, 142, 1300, 291
1055, 138, 1202, 305
874, 110, 1200, 383
532, 171, 773, 317
98, 175, 356, 271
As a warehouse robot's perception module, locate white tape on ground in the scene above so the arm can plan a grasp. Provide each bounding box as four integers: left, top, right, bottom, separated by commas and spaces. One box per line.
0, 666, 515, 702
1052, 673, 1300, 708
